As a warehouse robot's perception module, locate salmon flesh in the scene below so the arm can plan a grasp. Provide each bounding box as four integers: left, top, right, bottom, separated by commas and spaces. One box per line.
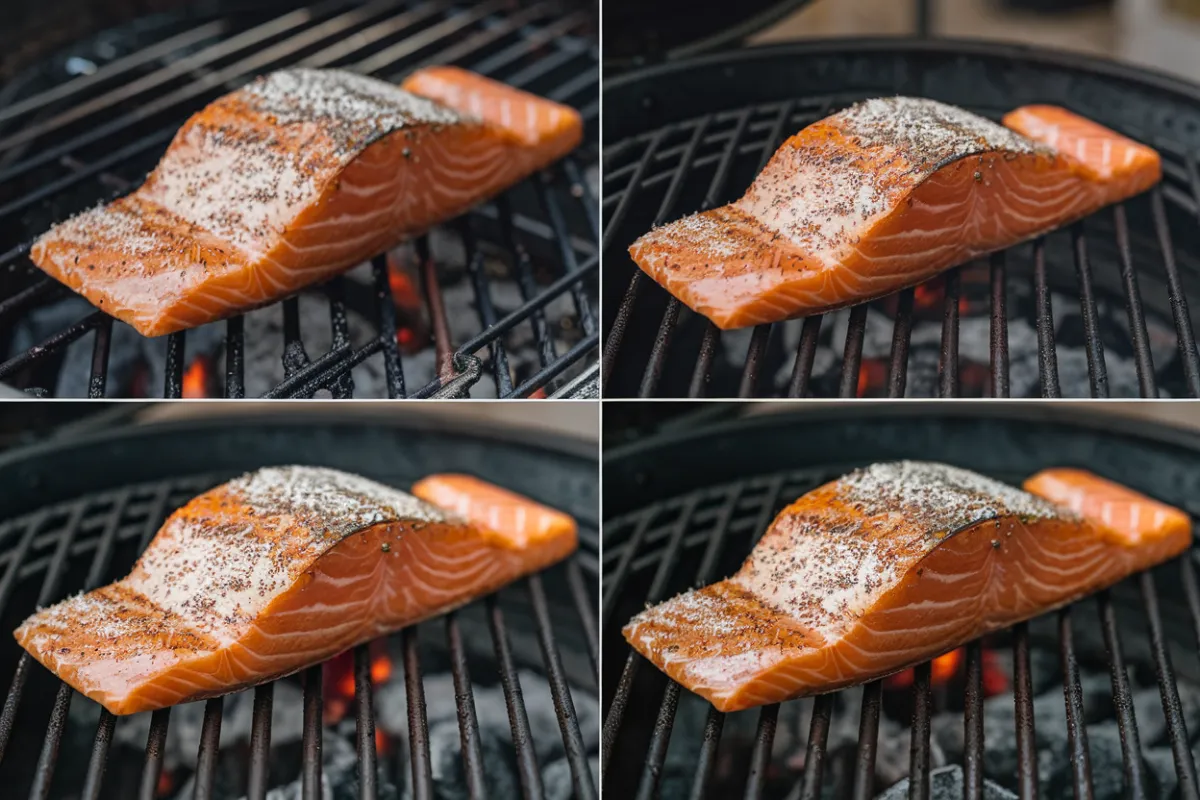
628, 99, 1162, 329
29, 67, 582, 337
622, 462, 1189, 712
14, 466, 577, 715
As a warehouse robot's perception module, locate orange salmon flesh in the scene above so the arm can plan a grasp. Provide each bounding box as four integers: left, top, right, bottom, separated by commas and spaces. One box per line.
13, 466, 577, 715
622, 462, 1190, 712
627, 100, 1162, 330
29, 67, 582, 338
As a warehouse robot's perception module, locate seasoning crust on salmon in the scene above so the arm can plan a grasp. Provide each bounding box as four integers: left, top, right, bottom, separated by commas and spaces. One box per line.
14, 466, 577, 715
30, 67, 582, 337
622, 462, 1189, 712
628, 99, 1162, 329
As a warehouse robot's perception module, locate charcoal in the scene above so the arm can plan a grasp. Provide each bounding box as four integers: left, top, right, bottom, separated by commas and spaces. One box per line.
542, 755, 600, 800
875, 764, 1016, 799
426, 719, 519, 800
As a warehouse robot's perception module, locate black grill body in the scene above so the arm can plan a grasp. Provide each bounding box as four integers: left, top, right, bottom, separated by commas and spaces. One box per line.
0, 412, 599, 799
602, 406, 1200, 799
0, 0, 599, 399
602, 40, 1200, 399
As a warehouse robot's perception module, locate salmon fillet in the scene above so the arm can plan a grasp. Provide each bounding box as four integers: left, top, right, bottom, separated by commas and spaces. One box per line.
13, 466, 577, 715
628, 99, 1162, 330
29, 67, 582, 337
622, 462, 1189, 712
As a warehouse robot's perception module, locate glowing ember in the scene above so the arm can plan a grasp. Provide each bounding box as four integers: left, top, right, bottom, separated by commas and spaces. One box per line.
323, 642, 394, 725
181, 355, 213, 398
156, 768, 175, 797
386, 251, 430, 353
884, 648, 964, 690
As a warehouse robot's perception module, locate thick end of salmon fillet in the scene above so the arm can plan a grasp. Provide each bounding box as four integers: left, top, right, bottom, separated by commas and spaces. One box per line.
412, 473, 578, 550
402, 66, 583, 167
1023, 468, 1192, 549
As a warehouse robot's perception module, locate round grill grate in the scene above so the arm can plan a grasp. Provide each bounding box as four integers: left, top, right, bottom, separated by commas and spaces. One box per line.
602, 40, 1200, 399
601, 407, 1200, 799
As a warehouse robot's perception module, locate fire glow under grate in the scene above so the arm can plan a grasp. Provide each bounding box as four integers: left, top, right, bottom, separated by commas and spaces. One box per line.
0, 0, 599, 399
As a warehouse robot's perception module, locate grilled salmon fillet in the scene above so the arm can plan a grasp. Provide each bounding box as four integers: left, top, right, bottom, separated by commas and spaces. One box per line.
14, 466, 577, 715
29, 67, 582, 337
622, 462, 1189, 712
628, 99, 1162, 329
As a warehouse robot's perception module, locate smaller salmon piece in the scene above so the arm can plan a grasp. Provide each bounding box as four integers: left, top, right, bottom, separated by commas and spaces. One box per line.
623, 462, 1189, 712
628, 99, 1161, 330
412, 473, 577, 549
30, 67, 581, 337
14, 466, 576, 715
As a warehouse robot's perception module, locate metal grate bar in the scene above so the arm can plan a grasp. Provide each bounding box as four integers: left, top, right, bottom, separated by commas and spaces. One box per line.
602, 495, 700, 773
788, 316, 823, 398
282, 298, 313, 386
1097, 591, 1149, 798
403, 626, 434, 800
734, 319, 763, 398
326, 278, 354, 398
510, 331, 598, 398
908, 662, 932, 800
163, 332, 185, 399
567, 559, 599, 677
529, 574, 597, 800
88, 317, 113, 398
0, 312, 104, 384
500, 196, 557, 371
446, 613, 485, 800
601, 510, 654, 628
1185, 556, 1200, 655
247, 684, 274, 800
371, 255, 408, 399
1151, 187, 1200, 395
1012, 623, 1038, 799
28, 683, 71, 800
355, 645, 379, 800
799, 694, 833, 800
138, 710, 172, 800
538, 172, 597, 336
462, 226, 514, 395
81, 712, 116, 800
1072, 225, 1109, 398
488, 596, 544, 799
839, 306, 869, 398
601, 127, 668, 383
1140, 571, 1200, 794
193, 698, 226, 800
964, 642, 985, 800
888, 289, 915, 398
636, 681, 680, 800
1059, 609, 1094, 799
938, 270, 961, 398
302, 665, 323, 800
690, 707, 726, 800
1031, 239, 1061, 398
641, 300, 682, 397
744, 704, 779, 800
1112, 206, 1158, 397
417, 238, 456, 382
564, 158, 600, 241
690, 324, 720, 397
989, 253, 1010, 397
852, 681, 883, 800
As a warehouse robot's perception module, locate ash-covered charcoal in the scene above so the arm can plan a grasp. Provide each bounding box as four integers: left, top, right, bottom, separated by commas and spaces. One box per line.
875, 764, 1016, 800
542, 754, 601, 800
241, 733, 398, 800
375, 669, 599, 798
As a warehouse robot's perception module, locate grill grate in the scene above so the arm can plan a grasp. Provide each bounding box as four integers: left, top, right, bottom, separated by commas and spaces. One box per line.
0, 0, 599, 398
601, 41, 1200, 399
0, 446, 598, 798
601, 409, 1200, 800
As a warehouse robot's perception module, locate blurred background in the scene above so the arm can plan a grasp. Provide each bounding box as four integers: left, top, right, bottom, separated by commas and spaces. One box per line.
607, 0, 1200, 76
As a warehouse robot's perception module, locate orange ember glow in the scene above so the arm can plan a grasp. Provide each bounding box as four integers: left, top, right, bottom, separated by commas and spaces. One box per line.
856, 360, 888, 397
157, 768, 175, 797
182, 355, 212, 398
914, 283, 941, 311
323, 643, 395, 725
884, 648, 964, 690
